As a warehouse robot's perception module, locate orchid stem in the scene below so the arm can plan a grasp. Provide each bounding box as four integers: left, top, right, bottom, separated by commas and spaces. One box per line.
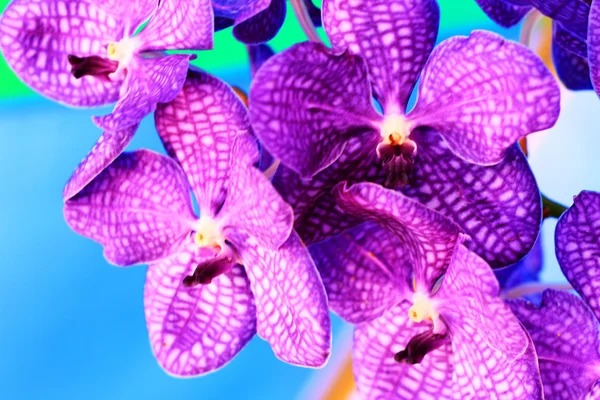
502, 282, 573, 299
290, 0, 323, 43
519, 9, 544, 47
542, 194, 568, 219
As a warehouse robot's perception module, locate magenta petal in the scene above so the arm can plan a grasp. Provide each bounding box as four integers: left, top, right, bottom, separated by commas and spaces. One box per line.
409, 30, 561, 165
353, 302, 454, 399
310, 223, 409, 324
218, 135, 294, 250
138, 0, 213, 51
145, 241, 256, 376
474, 0, 531, 28
233, 0, 286, 45
588, 0, 600, 97
63, 125, 138, 201
509, 290, 600, 399
90, 0, 158, 35
324, 0, 440, 112
231, 231, 331, 367
334, 182, 463, 292
0, 0, 122, 107
249, 41, 381, 179
555, 191, 600, 320
155, 69, 251, 216
64, 150, 196, 266
401, 129, 542, 268
93, 54, 191, 131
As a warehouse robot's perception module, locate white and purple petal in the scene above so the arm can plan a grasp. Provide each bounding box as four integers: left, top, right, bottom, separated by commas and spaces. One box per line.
90, 0, 159, 36
230, 231, 331, 367
64, 150, 196, 266
93, 54, 192, 132
408, 30, 561, 165
249, 41, 381, 178
310, 223, 410, 324
155, 69, 251, 216
555, 191, 600, 320
137, 0, 213, 51
509, 289, 600, 400
334, 182, 463, 292
0, 0, 123, 107
145, 240, 256, 376
323, 0, 440, 112
353, 302, 454, 400
63, 125, 139, 201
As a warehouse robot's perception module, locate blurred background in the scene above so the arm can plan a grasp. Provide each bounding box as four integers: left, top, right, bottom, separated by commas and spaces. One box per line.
0, 0, 598, 399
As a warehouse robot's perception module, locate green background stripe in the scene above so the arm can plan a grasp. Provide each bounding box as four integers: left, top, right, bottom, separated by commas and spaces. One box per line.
0, 0, 496, 99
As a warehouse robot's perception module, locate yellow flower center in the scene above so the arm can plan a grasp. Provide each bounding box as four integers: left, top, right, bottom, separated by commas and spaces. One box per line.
105, 37, 138, 71
193, 216, 224, 249
408, 292, 438, 323
380, 114, 412, 146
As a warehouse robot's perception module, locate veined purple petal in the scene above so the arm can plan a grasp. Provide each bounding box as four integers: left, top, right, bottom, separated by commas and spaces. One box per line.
553, 35, 594, 90
509, 290, 600, 400
212, 0, 270, 20
530, 0, 590, 39
353, 302, 454, 400
555, 191, 600, 320
138, 0, 213, 51
474, 0, 532, 28
64, 150, 195, 266
588, 0, 600, 96
63, 125, 138, 201
408, 30, 561, 165
495, 237, 543, 293
554, 22, 588, 58
231, 231, 331, 367
90, 0, 158, 36
145, 240, 256, 376
400, 129, 542, 268
93, 54, 192, 131
334, 182, 463, 292
310, 223, 410, 324
155, 69, 251, 216
304, 0, 322, 27
232, 0, 286, 45
218, 135, 293, 250
249, 41, 381, 179
248, 43, 275, 78
0, 0, 123, 107
324, 0, 439, 113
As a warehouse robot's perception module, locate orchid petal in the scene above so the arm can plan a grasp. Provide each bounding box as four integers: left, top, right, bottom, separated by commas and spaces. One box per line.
304, 0, 322, 27
63, 125, 138, 201
554, 22, 588, 58
93, 54, 191, 131
138, 0, 213, 51
334, 182, 463, 292
90, 0, 158, 36
249, 41, 381, 179
231, 231, 331, 367
310, 223, 410, 324
530, 0, 590, 39
588, 0, 600, 96
353, 302, 454, 400
553, 32, 594, 90
219, 135, 294, 250
323, 0, 440, 112
409, 30, 560, 165
248, 43, 275, 78
145, 240, 256, 376
0, 0, 122, 107
64, 150, 195, 266
474, 0, 531, 28
509, 289, 600, 400
233, 0, 286, 45
155, 69, 251, 216
495, 237, 543, 294
555, 191, 600, 320
401, 129, 542, 268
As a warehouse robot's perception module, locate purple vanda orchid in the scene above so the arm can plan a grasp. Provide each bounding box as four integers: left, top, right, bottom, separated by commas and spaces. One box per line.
310, 181, 543, 399
0, 0, 214, 200
509, 191, 600, 399
63, 70, 331, 375
249, 0, 554, 268
212, 0, 286, 44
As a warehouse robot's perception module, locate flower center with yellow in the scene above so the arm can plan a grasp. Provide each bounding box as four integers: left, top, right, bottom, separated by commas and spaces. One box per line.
380, 114, 413, 146
408, 292, 438, 323
193, 216, 225, 249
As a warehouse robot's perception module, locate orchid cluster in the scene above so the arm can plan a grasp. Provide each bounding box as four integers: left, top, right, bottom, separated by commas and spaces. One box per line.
1, 0, 599, 398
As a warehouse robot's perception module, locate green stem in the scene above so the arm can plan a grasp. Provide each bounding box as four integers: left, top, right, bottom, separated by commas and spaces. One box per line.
502, 282, 573, 299
290, 0, 323, 43
542, 194, 569, 219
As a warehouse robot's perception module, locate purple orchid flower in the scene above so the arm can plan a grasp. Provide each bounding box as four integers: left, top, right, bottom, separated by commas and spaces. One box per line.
249, 0, 557, 268
63, 70, 331, 375
310, 181, 543, 399
509, 191, 600, 399
0, 0, 214, 200
476, 0, 595, 91
212, 0, 286, 44
495, 236, 543, 297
